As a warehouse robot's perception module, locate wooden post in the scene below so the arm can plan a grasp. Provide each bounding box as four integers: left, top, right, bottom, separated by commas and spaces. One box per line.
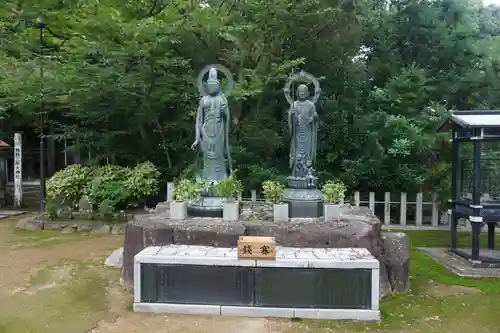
384, 192, 391, 225
416, 192, 423, 226
369, 192, 375, 212
13, 133, 23, 208
400, 192, 407, 226
431, 193, 439, 226
354, 191, 360, 207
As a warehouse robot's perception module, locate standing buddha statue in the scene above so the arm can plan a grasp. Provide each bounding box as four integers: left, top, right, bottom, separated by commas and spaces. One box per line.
188, 64, 235, 217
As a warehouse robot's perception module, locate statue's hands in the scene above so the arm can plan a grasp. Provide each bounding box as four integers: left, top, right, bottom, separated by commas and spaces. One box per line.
190, 140, 199, 150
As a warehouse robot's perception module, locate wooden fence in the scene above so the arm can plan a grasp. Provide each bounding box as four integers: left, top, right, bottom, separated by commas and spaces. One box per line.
166, 183, 444, 226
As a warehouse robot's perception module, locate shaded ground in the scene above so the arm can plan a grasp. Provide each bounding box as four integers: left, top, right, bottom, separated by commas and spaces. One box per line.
0, 215, 499, 333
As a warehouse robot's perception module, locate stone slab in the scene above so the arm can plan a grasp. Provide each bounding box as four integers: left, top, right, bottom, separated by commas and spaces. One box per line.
133, 303, 379, 320
133, 303, 222, 316
420, 247, 500, 278
104, 247, 123, 268
135, 244, 379, 269
221, 306, 294, 318
0, 210, 26, 219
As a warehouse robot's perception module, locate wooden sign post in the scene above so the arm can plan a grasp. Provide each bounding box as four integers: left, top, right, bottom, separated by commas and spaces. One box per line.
237, 236, 276, 260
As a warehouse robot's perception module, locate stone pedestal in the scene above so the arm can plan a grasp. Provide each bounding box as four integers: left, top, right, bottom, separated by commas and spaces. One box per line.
282, 188, 323, 218
187, 196, 224, 218
122, 205, 410, 298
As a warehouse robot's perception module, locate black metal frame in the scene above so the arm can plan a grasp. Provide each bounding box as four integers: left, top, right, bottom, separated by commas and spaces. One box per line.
446, 111, 500, 264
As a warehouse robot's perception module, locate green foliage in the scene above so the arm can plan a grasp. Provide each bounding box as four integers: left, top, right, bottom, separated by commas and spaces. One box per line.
46, 162, 160, 213
97, 199, 115, 222
85, 178, 130, 210
124, 161, 161, 205
44, 197, 59, 220
215, 177, 243, 201
173, 179, 202, 202
322, 180, 347, 204
46, 165, 94, 206
4, 0, 500, 203
262, 180, 285, 204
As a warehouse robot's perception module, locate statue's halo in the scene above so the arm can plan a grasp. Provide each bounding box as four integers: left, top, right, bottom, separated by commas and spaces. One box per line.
283, 70, 321, 105
197, 64, 235, 97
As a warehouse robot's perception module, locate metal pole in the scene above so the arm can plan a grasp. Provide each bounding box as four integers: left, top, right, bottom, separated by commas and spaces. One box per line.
37, 17, 46, 214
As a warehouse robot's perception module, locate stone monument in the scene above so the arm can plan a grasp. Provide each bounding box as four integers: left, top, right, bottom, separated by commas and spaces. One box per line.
187, 64, 234, 217
282, 71, 324, 217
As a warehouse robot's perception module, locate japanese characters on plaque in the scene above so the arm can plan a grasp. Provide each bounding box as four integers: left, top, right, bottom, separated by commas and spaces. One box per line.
237, 236, 276, 260
13, 133, 23, 207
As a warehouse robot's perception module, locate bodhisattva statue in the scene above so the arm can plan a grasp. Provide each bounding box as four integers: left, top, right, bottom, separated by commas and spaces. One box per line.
284, 71, 321, 186
188, 64, 234, 217
191, 65, 234, 181
282, 71, 324, 218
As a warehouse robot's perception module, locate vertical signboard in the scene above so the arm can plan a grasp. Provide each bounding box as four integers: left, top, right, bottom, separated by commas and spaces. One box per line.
14, 133, 22, 208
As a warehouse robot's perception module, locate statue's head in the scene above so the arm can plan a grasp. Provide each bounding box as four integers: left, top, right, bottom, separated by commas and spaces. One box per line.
206, 68, 220, 95
297, 84, 309, 100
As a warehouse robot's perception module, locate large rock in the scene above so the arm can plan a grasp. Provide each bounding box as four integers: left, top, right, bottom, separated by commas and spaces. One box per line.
16, 216, 44, 230
121, 212, 246, 288
381, 232, 411, 293
105, 247, 123, 268
121, 203, 409, 297
244, 206, 392, 297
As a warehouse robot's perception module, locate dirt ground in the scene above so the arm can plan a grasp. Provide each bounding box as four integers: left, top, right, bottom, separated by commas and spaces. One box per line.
0, 216, 293, 333
0, 215, 499, 333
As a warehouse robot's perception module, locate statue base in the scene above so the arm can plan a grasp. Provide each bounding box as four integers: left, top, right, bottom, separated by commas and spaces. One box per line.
282, 187, 324, 218
187, 196, 224, 218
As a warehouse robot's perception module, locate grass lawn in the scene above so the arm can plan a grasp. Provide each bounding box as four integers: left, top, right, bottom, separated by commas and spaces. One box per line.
1, 216, 500, 333
289, 230, 500, 333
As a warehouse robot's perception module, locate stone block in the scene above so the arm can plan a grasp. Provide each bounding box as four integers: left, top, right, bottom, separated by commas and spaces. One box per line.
381, 232, 411, 293
77, 222, 96, 232
223, 202, 239, 222
111, 223, 126, 234
173, 220, 245, 247
16, 217, 44, 230
273, 203, 289, 222
170, 201, 186, 220
44, 221, 68, 231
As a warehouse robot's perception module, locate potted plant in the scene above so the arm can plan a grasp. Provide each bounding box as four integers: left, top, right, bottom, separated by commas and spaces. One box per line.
215, 177, 243, 222
262, 180, 287, 222
322, 180, 347, 221
171, 179, 201, 220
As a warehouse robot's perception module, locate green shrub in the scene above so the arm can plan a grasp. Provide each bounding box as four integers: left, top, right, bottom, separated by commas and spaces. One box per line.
174, 179, 202, 201
44, 197, 60, 220
48, 162, 161, 214
322, 180, 347, 204
85, 178, 130, 210
94, 164, 130, 182
98, 199, 115, 222
262, 180, 285, 204
46, 165, 95, 206
215, 177, 243, 201
124, 161, 161, 206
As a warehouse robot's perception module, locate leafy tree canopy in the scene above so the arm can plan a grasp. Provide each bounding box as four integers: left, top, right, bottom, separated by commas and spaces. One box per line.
1, 0, 500, 201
